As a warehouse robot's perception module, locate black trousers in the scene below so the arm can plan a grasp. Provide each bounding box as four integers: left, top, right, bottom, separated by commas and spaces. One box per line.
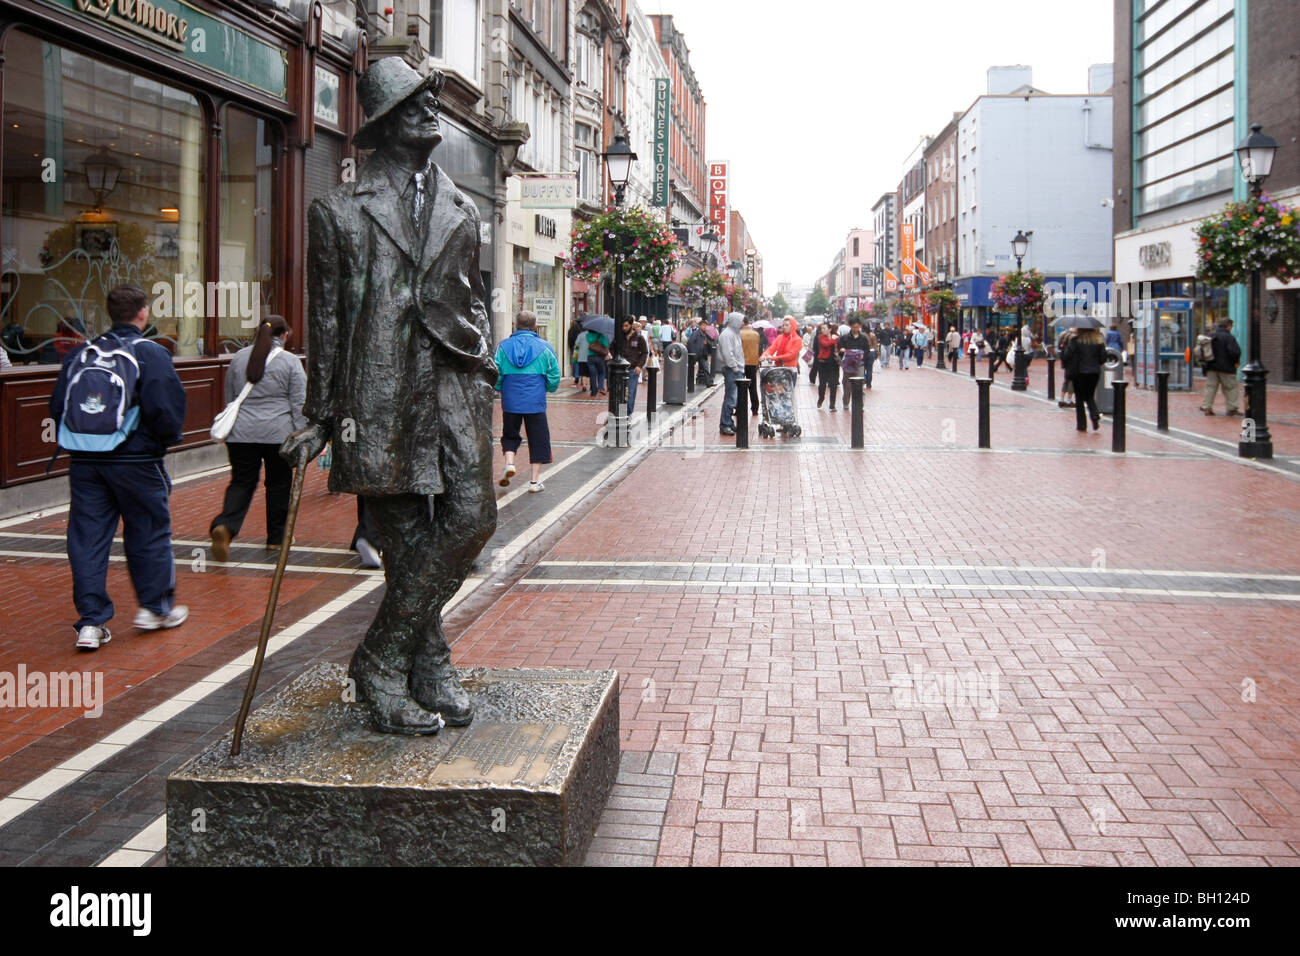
743, 364, 760, 411
1073, 373, 1100, 428
816, 361, 839, 407
211, 442, 291, 545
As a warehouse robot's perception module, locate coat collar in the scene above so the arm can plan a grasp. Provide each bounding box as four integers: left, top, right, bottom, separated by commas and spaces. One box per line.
355, 154, 471, 271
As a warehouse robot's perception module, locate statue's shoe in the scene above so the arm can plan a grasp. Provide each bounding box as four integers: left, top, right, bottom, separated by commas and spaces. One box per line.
349, 645, 445, 735
363, 690, 446, 735
410, 667, 474, 726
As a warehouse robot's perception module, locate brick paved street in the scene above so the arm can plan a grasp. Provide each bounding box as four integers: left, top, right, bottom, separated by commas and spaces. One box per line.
1, 364, 1298, 867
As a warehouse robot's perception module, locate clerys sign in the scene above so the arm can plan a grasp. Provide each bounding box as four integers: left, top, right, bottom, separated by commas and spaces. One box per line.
652, 79, 670, 207
520, 174, 577, 209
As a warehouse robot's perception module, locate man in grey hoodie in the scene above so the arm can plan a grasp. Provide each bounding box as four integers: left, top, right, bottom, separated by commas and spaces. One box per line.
717, 311, 746, 436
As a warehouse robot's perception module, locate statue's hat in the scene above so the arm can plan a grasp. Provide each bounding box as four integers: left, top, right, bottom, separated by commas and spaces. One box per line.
354, 58, 446, 150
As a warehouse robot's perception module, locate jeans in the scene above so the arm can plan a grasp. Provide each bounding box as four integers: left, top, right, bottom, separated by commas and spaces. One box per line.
68, 458, 176, 630
587, 354, 607, 393
914, 346, 925, 367
212, 441, 292, 545
1073, 372, 1100, 427
816, 361, 838, 407
898, 347, 910, 369
720, 366, 738, 430
881, 344, 890, 367
627, 372, 639, 414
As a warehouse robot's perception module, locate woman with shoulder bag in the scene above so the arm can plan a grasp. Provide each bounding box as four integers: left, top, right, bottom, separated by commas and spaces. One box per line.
1061, 326, 1107, 431
209, 315, 307, 560
814, 322, 840, 410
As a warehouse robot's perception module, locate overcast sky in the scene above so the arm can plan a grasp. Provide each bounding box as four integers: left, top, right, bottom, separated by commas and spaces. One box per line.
648, 0, 1115, 295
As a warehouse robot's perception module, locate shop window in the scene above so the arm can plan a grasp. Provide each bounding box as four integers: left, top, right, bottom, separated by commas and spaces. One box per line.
1, 32, 204, 364
219, 107, 279, 351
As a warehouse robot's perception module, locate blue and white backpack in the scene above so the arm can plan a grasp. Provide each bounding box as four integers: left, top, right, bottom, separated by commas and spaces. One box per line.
57, 333, 142, 451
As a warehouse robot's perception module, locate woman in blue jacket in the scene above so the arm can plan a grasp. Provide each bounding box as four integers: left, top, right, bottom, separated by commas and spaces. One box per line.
495, 310, 560, 492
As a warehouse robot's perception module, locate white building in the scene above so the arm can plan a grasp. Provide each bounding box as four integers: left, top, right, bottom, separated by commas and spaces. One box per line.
955, 65, 1114, 323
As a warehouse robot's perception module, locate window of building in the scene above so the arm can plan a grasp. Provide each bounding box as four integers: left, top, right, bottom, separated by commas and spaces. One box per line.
219, 106, 280, 350
1, 31, 205, 363
430, 0, 481, 80
1134, 0, 1235, 215
853, 237, 859, 257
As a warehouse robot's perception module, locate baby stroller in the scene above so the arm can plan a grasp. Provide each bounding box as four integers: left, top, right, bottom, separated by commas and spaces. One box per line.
756, 362, 801, 439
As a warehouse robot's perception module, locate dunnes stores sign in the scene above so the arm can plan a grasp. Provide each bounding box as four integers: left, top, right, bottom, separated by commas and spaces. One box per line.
519, 174, 577, 209
652, 79, 670, 207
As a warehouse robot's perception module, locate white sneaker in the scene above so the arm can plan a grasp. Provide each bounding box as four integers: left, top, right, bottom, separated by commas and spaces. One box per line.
134, 605, 189, 631
76, 625, 111, 651
498, 463, 517, 487
355, 537, 382, 569
527, 480, 545, 493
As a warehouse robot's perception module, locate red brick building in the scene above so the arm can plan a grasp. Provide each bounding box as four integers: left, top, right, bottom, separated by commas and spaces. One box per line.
649, 14, 707, 229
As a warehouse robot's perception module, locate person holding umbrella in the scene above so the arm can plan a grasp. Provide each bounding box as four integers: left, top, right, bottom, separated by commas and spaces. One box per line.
1061, 318, 1108, 431
581, 314, 614, 396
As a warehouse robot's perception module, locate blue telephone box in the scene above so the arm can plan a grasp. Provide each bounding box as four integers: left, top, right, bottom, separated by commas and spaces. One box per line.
1135, 299, 1193, 389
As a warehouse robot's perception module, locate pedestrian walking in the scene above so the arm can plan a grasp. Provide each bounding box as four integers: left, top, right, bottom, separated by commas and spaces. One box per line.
763, 315, 803, 367
991, 329, 1011, 373
49, 284, 188, 650
814, 322, 840, 410
878, 324, 893, 368
1057, 328, 1078, 408
740, 314, 762, 415
1062, 326, 1107, 431
615, 316, 650, 413
945, 326, 962, 368
567, 320, 585, 388
586, 322, 609, 396
838, 318, 874, 396
658, 317, 675, 356
495, 309, 559, 493
1198, 319, 1242, 416
209, 314, 307, 562
717, 312, 745, 435
912, 325, 929, 367
896, 327, 912, 369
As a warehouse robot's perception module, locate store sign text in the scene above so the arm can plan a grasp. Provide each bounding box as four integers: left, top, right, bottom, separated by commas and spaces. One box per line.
75, 0, 188, 49
1138, 241, 1172, 268
652, 79, 670, 207
534, 215, 557, 240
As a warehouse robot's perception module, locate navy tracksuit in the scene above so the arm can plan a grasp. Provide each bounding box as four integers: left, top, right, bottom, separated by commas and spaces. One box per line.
49, 324, 187, 630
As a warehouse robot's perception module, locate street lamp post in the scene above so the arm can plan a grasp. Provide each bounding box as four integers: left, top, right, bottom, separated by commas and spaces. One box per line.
1010, 229, 1030, 391
601, 133, 637, 447
1236, 123, 1278, 460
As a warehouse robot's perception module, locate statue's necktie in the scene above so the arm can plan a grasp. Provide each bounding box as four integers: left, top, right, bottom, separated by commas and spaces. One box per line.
412, 171, 426, 229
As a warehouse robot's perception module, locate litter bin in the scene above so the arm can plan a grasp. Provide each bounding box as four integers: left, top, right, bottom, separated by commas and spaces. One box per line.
662, 341, 687, 405
1094, 346, 1124, 414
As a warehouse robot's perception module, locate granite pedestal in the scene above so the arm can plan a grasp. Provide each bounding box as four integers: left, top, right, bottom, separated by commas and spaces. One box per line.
166, 663, 619, 866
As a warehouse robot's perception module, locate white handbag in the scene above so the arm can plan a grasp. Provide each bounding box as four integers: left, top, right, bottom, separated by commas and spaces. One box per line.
211, 347, 282, 441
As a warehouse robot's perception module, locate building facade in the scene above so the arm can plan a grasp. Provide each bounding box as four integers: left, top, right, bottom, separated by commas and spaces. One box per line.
923, 115, 960, 279
870, 192, 896, 302
1112, 0, 1300, 383
955, 66, 1114, 330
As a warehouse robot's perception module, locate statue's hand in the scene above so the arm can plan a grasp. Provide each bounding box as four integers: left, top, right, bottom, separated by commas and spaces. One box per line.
280, 423, 331, 468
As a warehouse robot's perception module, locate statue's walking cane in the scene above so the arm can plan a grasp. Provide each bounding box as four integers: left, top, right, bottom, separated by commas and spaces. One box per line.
231, 455, 309, 756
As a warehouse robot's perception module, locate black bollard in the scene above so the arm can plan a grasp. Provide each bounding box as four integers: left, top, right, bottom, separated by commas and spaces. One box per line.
850, 376, 865, 448
1047, 357, 1056, 401
951, 348, 959, 373
969, 350, 976, 378
736, 378, 749, 448
687, 355, 696, 394
977, 378, 991, 449
1112, 380, 1127, 453
1156, 370, 1169, 431
988, 353, 997, 379
647, 366, 658, 426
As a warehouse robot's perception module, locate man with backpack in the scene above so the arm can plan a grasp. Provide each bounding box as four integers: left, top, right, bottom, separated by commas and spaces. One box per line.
1198, 319, 1241, 416
49, 284, 188, 650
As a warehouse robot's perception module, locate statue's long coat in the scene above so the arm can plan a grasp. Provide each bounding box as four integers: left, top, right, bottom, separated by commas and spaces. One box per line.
303, 157, 495, 496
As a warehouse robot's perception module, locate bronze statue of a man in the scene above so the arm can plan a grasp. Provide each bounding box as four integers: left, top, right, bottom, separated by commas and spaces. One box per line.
282, 58, 497, 734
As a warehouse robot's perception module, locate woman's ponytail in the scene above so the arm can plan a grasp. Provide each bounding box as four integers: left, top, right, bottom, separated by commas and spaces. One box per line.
245, 314, 288, 384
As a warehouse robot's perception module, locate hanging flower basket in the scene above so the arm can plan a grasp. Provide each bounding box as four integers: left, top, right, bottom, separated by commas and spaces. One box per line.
679, 267, 730, 309
564, 205, 683, 296
1195, 192, 1300, 288
924, 287, 959, 313
990, 268, 1045, 316
892, 299, 917, 319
